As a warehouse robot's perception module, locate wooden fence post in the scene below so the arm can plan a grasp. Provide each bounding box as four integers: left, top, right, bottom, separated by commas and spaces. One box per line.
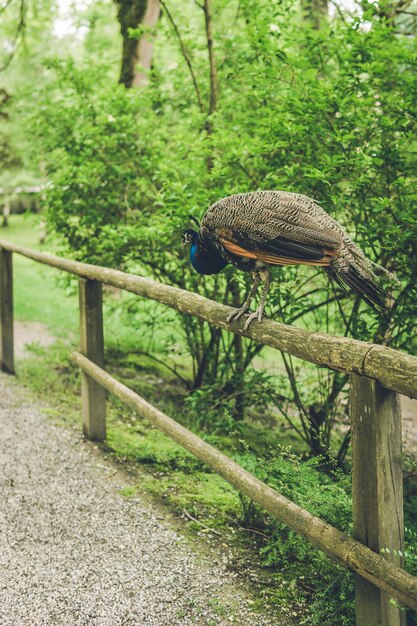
79, 278, 106, 441
350, 374, 405, 626
0, 248, 14, 374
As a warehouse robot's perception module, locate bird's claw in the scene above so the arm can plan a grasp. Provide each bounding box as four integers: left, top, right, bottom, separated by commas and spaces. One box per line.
227, 307, 264, 330
226, 306, 250, 323
243, 310, 263, 331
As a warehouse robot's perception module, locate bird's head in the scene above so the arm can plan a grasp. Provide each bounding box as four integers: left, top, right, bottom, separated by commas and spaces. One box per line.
181, 229, 199, 247
182, 220, 227, 275
182, 215, 200, 247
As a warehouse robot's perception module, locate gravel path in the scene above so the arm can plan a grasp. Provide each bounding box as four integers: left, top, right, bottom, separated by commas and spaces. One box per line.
0, 373, 286, 626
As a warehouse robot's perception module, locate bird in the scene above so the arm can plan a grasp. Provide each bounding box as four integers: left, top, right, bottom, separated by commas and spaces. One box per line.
182, 190, 394, 330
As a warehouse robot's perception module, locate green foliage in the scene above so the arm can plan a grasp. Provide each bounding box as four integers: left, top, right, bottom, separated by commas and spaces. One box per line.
26, 60, 144, 266
3, 3, 417, 623
184, 369, 275, 432
18, 2, 417, 436
241, 450, 355, 624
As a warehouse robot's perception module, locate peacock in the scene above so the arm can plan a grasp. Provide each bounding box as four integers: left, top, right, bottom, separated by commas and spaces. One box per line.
182, 191, 394, 330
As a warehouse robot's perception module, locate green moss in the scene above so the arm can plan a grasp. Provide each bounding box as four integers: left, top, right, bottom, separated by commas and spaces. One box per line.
106, 420, 240, 522
107, 421, 193, 465
118, 486, 137, 498
16, 342, 80, 428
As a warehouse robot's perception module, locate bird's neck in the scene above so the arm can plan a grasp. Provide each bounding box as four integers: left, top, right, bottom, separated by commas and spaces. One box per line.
190, 239, 227, 275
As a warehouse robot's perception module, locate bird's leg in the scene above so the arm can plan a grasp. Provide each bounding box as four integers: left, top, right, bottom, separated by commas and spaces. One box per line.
226, 272, 262, 323
242, 268, 271, 331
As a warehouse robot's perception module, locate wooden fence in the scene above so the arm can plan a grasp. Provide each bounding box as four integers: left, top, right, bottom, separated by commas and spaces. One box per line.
1, 238, 417, 626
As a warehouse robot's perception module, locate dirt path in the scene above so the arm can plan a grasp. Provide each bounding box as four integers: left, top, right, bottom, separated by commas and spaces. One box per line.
14, 320, 55, 359
0, 372, 287, 626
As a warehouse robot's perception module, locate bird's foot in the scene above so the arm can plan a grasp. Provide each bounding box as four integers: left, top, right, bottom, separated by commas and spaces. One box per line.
243, 309, 264, 331
226, 305, 251, 323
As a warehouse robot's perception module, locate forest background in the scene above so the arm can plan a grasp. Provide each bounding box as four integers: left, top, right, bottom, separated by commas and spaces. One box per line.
1, 0, 417, 624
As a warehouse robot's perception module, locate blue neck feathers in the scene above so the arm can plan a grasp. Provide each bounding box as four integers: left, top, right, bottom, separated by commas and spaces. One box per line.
190, 237, 228, 275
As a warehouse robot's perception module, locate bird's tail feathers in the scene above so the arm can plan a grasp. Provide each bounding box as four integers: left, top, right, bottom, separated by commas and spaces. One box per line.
325, 266, 393, 310
368, 259, 400, 285
344, 240, 399, 285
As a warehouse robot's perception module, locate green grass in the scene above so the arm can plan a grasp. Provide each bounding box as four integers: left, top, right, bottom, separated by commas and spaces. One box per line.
0, 215, 79, 336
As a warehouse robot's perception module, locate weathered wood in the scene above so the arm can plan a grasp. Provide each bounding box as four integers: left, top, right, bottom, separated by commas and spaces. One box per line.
71, 350, 417, 612
1, 195, 10, 228
1, 239, 417, 399
363, 346, 417, 401
351, 374, 405, 626
0, 248, 14, 373
79, 279, 106, 441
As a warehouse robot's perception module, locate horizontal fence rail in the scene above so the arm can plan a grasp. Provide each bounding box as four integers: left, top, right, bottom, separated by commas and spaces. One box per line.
71, 350, 417, 612
1, 237, 417, 626
0, 239, 416, 399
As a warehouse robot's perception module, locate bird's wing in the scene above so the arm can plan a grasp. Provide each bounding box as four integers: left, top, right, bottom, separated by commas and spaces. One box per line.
217, 236, 337, 267
201, 191, 342, 266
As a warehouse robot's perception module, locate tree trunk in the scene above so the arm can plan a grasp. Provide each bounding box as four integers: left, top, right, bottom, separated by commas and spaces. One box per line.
203, 0, 218, 116
301, 0, 328, 29
132, 0, 160, 87
115, 0, 160, 88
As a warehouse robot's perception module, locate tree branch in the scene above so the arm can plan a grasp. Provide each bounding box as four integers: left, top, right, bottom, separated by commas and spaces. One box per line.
130, 349, 190, 387
0, 0, 26, 72
328, 0, 350, 21
159, 0, 205, 112
288, 295, 346, 324
203, 0, 219, 116
0, 0, 15, 15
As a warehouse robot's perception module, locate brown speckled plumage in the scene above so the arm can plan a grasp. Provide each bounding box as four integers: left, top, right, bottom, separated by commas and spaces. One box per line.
203, 191, 342, 248
184, 190, 393, 329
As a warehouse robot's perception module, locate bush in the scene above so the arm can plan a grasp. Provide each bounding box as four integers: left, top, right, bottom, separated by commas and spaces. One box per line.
25, 7, 417, 455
